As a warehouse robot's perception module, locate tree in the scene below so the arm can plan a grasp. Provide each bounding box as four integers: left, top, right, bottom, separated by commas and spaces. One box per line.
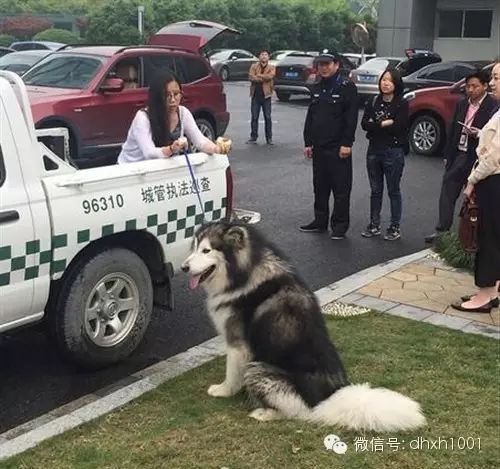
85, 0, 155, 45
0, 33, 15, 47
34, 28, 80, 44
0, 15, 53, 40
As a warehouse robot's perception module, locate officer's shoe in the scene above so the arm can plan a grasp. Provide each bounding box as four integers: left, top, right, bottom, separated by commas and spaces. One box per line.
299, 221, 327, 233
361, 223, 381, 238
331, 233, 346, 240
266, 139, 274, 145
384, 225, 401, 241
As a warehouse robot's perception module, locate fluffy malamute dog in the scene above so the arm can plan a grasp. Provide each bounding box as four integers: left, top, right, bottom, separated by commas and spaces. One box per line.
181, 222, 426, 431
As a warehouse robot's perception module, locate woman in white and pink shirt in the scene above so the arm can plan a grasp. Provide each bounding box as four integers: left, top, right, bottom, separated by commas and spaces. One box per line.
118, 71, 229, 164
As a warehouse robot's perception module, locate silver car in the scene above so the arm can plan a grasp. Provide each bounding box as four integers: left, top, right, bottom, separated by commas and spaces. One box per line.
350, 57, 404, 101
208, 49, 258, 81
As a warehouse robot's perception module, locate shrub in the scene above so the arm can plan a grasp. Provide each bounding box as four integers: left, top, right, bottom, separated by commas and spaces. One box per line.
34, 28, 79, 44
433, 231, 474, 272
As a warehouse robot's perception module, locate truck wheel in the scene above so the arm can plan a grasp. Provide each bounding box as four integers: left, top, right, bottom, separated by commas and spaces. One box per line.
276, 91, 290, 102
52, 248, 153, 369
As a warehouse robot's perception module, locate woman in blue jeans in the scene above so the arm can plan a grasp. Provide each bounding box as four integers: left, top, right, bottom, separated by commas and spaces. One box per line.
361, 68, 409, 241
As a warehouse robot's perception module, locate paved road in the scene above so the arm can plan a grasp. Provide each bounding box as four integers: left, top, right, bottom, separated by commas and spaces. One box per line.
0, 82, 444, 434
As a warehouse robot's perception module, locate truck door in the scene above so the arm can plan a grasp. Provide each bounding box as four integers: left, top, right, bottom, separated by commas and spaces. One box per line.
0, 105, 38, 331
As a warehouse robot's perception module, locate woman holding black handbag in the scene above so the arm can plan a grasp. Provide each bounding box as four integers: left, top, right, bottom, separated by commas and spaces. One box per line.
452, 61, 500, 313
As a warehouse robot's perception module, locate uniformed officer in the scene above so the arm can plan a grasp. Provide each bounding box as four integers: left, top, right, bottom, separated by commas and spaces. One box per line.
300, 52, 358, 239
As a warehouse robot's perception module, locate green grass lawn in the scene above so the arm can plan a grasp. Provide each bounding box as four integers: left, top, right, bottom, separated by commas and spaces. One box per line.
2, 313, 498, 469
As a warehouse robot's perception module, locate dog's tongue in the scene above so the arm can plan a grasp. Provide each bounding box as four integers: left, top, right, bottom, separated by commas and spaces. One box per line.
189, 274, 202, 290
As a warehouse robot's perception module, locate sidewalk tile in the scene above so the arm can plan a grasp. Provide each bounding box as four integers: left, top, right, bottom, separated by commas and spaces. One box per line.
315, 287, 337, 306
434, 268, 472, 279
461, 322, 500, 340
445, 307, 494, 325
415, 275, 461, 287
403, 281, 444, 292
352, 296, 398, 312
422, 313, 471, 331
387, 271, 418, 282
380, 288, 427, 303
400, 265, 435, 276
490, 309, 500, 326
367, 277, 403, 289
385, 305, 434, 321
410, 299, 448, 313
357, 285, 382, 297
339, 292, 365, 304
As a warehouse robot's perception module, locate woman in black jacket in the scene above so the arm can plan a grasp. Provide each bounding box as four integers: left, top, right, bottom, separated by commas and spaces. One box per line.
361, 68, 409, 241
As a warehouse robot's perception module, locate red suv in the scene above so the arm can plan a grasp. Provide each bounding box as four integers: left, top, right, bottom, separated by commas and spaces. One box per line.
22, 21, 235, 167
406, 63, 493, 156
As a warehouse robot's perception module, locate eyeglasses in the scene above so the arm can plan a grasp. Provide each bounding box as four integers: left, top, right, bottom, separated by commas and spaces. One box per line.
166, 91, 182, 99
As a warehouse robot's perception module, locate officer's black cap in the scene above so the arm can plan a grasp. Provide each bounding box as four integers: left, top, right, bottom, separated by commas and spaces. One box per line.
314, 51, 340, 64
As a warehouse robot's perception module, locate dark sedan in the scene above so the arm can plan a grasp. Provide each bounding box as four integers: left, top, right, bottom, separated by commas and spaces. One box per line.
403, 61, 479, 93
274, 52, 355, 102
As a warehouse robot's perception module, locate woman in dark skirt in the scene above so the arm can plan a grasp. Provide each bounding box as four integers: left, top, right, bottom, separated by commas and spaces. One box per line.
452, 61, 500, 313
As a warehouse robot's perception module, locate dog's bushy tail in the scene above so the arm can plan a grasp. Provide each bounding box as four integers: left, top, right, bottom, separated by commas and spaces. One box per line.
308, 383, 426, 432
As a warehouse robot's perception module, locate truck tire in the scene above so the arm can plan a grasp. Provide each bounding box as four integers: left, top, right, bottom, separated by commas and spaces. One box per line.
52, 248, 153, 369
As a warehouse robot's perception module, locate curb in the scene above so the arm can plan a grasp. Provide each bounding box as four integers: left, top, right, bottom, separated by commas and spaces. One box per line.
2, 248, 494, 461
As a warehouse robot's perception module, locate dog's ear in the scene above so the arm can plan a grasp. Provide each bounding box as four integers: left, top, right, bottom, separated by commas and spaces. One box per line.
224, 226, 246, 249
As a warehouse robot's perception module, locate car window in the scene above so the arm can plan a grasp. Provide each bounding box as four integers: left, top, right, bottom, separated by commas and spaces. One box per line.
175, 56, 209, 84
233, 51, 252, 59
23, 54, 104, 89
142, 55, 175, 87
107, 57, 142, 89
209, 50, 232, 61
424, 64, 455, 82
454, 65, 473, 82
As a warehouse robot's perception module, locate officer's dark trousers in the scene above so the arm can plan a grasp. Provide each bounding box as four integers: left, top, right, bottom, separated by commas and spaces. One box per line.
436, 152, 475, 231
312, 147, 352, 235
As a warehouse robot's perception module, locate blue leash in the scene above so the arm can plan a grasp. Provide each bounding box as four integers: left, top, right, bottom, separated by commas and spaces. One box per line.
183, 151, 205, 221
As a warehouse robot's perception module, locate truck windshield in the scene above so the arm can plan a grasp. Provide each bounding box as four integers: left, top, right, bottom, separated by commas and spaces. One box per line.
23, 54, 105, 89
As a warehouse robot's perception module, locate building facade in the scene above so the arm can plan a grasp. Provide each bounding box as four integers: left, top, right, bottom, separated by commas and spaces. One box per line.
377, 0, 500, 60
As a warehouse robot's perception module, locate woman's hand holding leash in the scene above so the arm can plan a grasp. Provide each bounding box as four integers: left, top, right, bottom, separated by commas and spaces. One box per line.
215, 137, 232, 154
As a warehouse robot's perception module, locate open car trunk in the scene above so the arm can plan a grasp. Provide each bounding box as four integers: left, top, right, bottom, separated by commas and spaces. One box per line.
149, 20, 240, 54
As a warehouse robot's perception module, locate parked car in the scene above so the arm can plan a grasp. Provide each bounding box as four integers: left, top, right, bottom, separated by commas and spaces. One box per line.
340, 52, 376, 68
350, 49, 441, 102
9, 40, 65, 51
405, 63, 493, 156
21, 21, 235, 168
269, 50, 304, 66
274, 52, 355, 102
0, 46, 14, 58
403, 61, 478, 93
208, 49, 258, 81
0, 50, 51, 75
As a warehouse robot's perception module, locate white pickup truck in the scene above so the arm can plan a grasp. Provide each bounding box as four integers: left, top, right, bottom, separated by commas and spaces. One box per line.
0, 71, 252, 368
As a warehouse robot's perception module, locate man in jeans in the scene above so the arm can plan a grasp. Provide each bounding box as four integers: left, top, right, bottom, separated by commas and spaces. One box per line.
425, 70, 497, 243
247, 50, 275, 145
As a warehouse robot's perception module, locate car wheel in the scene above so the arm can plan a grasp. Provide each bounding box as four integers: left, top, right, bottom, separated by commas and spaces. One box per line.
51, 248, 153, 369
195, 118, 216, 141
220, 67, 230, 81
276, 91, 291, 102
409, 115, 442, 156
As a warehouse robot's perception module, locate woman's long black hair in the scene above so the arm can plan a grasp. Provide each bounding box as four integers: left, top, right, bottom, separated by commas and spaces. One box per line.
147, 70, 182, 147
378, 67, 404, 96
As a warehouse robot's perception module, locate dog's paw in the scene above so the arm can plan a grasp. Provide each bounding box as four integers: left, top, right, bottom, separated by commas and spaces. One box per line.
248, 408, 283, 422
207, 383, 234, 397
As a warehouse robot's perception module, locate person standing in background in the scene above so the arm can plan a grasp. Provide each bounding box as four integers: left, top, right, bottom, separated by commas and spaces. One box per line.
247, 50, 275, 145
425, 70, 497, 244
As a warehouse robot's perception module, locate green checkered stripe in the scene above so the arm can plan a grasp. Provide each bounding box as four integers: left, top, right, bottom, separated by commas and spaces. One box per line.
49, 197, 228, 281
0, 198, 227, 286
0, 240, 52, 287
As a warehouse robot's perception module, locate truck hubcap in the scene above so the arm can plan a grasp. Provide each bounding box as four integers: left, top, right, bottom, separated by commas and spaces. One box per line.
85, 273, 140, 347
